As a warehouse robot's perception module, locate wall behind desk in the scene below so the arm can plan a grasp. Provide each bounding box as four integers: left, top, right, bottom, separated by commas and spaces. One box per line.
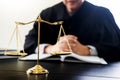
0, 0, 61, 49
0, 0, 120, 50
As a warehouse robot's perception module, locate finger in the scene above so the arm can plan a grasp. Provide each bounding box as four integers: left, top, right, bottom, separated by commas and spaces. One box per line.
66, 35, 78, 40
59, 35, 78, 41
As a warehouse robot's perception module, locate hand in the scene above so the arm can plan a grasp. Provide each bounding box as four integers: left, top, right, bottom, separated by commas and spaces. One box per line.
45, 35, 90, 56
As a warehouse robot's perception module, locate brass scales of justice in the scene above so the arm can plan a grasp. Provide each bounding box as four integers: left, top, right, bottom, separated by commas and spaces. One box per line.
4, 16, 73, 74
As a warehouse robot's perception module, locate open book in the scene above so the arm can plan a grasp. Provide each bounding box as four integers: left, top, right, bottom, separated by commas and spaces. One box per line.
19, 52, 107, 64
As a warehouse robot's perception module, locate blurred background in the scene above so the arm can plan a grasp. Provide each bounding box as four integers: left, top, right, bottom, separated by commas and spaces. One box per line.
0, 0, 120, 50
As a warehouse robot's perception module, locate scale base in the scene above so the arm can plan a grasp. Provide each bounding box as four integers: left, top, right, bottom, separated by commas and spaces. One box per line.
26, 64, 49, 75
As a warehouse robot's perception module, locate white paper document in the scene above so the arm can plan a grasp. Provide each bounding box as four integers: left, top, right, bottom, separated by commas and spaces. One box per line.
19, 52, 107, 64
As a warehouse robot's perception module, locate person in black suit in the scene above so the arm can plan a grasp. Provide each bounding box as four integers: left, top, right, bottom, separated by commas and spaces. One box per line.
24, 0, 120, 62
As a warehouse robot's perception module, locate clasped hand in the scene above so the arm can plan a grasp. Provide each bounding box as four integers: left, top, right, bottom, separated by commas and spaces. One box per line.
45, 35, 90, 56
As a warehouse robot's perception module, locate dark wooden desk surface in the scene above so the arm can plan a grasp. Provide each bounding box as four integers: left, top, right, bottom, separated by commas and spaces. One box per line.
0, 56, 120, 80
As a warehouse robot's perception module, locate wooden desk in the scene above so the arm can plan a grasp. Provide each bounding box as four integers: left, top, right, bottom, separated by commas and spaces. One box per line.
0, 57, 120, 80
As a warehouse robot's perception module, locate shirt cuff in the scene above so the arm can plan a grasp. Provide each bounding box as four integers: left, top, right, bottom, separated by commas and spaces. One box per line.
35, 44, 49, 54
86, 45, 98, 56
35, 44, 98, 56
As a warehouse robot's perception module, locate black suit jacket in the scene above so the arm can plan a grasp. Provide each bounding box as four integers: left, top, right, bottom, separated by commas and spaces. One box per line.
24, 1, 120, 62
